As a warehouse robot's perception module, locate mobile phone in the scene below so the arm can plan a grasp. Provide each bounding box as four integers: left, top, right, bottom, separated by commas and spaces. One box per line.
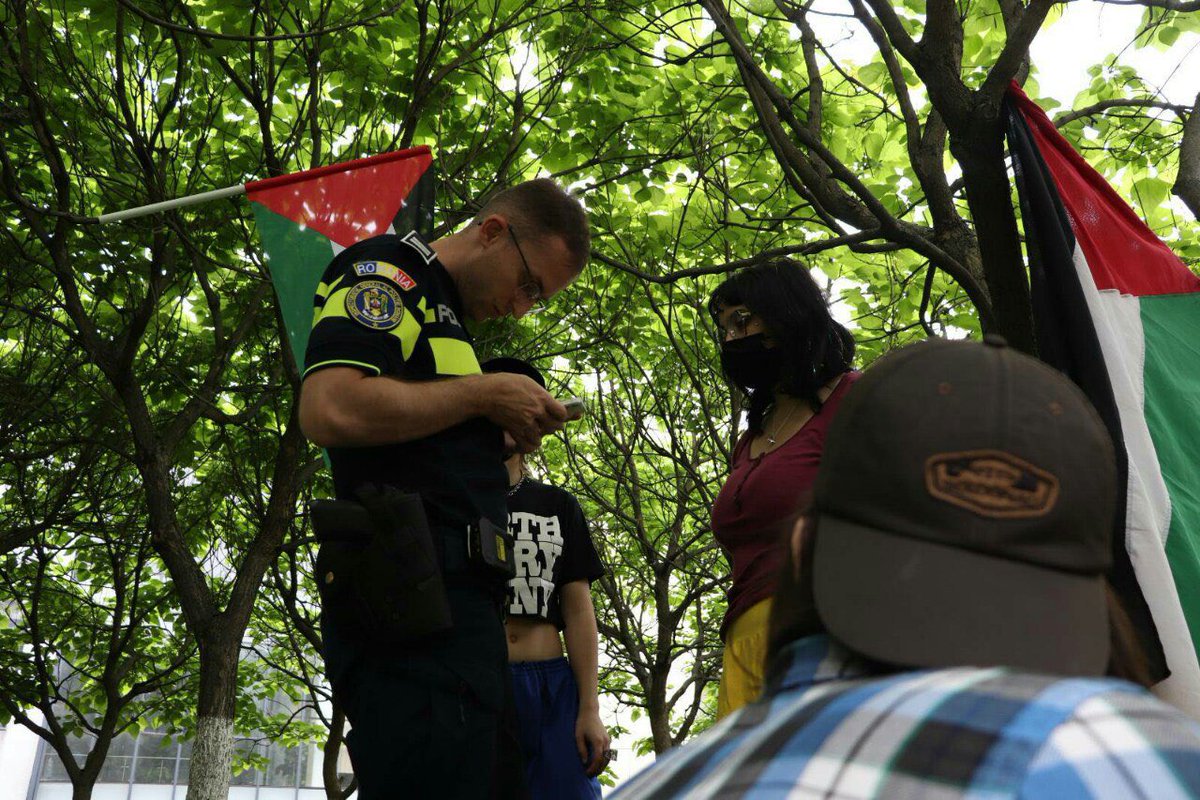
562, 397, 587, 419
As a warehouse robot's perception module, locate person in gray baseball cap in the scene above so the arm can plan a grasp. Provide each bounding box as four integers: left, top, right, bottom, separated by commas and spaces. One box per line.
812, 333, 1115, 677
612, 336, 1200, 799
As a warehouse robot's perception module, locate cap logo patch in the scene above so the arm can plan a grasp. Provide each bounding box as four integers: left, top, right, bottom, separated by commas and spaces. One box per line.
925, 450, 1059, 518
345, 280, 404, 330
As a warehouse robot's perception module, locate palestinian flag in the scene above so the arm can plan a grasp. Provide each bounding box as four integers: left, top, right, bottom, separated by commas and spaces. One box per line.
247, 147, 435, 366
1006, 83, 1200, 716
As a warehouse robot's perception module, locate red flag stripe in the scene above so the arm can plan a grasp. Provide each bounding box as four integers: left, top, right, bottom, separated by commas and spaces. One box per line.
245, 146, 432, 193
1009, 83, 1200, 298
246, 148, 433, 248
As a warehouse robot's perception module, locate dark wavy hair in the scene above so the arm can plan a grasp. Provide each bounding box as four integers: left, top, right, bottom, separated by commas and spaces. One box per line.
708, 259, 855, 432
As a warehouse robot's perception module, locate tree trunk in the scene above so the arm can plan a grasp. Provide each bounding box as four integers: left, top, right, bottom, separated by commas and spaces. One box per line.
187, 638, 240, 800
952, 120, 1038, 353
323, 701, 353, 800
189, 716, 236, 800
1174, 90, 1200, 221
647, 672, 672, 754
69, 767, 99, 800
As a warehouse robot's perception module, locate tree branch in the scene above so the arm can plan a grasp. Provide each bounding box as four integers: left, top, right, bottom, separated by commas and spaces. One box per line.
115, 0, 403, 43
980, 0, 1057, 109
592, 231, 889, 283
703, 0, 993, 320
858, 0, 920, 64
1095, 0, 1200, 10
1054, 97, 1192, 127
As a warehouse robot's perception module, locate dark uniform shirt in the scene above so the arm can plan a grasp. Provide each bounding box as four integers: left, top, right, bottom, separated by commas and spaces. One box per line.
305, 234, 519, 799
505, 479, 604, 629
303, 231, 507, 531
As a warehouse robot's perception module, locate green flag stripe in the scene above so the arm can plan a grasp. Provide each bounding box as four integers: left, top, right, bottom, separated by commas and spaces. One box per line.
1143, 292, 1200, 658
251, 202, 336, 368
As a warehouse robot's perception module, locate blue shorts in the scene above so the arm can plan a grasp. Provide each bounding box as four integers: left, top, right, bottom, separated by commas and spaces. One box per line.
510, 657, 602, 800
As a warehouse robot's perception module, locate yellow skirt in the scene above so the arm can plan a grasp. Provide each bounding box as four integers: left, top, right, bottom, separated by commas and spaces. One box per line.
716, 598, 773, 719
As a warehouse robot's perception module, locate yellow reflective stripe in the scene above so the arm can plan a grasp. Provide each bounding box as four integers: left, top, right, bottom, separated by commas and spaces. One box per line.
313, 288, 352, 327
315, 274, 348, 304
303, 359, 382, 378
429, 338, 481, 376
312, 282, 425, 362
416, 296, 434, 323
386, 308, 423, 360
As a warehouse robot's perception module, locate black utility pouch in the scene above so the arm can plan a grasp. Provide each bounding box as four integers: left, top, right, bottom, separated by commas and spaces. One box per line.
467, 516, 516, 579
311, 485, 452, 644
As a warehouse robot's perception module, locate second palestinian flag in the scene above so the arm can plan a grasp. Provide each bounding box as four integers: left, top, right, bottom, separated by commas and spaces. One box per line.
1007, 84, 1200, 716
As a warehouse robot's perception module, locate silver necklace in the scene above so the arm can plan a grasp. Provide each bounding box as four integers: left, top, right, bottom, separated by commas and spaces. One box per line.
766, 403, 799, 446
507, 476, 526, 497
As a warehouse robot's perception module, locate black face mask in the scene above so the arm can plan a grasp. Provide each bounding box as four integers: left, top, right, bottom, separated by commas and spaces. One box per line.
720, 333, 781, 391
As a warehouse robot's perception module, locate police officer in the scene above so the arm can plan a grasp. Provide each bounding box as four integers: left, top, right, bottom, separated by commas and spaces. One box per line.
299, 179, 590, 799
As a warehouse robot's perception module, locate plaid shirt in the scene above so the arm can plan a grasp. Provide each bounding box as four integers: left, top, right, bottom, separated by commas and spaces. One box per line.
613, 635, 1200, 799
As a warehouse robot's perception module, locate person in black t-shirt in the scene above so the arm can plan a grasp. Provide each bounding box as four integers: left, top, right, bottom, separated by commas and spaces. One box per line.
299, 181, 590, 800
482, 358, 609, 800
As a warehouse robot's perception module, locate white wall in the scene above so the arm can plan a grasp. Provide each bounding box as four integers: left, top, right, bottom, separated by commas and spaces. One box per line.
0, 719, 42, 800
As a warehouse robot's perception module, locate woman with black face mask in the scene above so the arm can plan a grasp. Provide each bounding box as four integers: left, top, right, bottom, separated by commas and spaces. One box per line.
707, 260, 858, 718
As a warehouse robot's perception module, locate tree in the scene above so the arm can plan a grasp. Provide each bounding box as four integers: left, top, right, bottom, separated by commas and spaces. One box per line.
0, 0, 617, 794
590, 0, 1198, 350
2, 0, 1197, 792
251, 510, 358, 800
0, 473, 193, 800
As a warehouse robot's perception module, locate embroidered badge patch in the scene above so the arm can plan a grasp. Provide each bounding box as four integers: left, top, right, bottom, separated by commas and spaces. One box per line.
925, 450, 1059, 519
345, 280, 404, 330
352, 260, 417, 291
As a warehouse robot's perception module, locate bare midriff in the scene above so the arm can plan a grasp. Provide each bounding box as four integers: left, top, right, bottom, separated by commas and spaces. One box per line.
506, 616, 564, 662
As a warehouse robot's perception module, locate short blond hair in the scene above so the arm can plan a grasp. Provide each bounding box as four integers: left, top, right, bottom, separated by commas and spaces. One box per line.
476, 179, 590, 274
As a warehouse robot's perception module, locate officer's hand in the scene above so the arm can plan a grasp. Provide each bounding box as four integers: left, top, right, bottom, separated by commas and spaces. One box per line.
576, 710, 611, 778
481, 373, 568, 453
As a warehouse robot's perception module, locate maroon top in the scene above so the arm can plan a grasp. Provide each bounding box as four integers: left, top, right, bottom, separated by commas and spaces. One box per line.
711, 372, 860, 636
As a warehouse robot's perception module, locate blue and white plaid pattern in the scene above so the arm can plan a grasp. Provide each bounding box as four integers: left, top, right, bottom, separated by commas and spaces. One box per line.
613, 635, 1200, 798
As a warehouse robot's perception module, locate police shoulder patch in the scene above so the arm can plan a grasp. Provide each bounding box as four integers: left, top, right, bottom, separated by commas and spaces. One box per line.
401, 231, 438, 264
345, 280, 405, 331
352, 260, 417, 291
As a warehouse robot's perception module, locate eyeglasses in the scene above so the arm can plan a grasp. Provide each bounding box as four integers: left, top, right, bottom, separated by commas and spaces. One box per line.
720, 309, 755, 340
508, 226, 545, 312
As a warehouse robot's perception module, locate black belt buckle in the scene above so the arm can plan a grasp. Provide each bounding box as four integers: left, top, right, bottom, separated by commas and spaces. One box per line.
467, 516, 515, 579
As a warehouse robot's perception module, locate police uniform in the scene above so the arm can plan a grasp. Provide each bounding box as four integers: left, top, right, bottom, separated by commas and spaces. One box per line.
304, 231, 516, 799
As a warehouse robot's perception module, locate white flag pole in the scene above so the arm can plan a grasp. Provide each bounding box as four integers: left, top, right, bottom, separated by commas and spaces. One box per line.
97, 183, 246, 223
96, 146, 433, 223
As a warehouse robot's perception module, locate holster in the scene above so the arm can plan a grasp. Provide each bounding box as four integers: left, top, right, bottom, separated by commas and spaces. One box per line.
311, 485, 452, 644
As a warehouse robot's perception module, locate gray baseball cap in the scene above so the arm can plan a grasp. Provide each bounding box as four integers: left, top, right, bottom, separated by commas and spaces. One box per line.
812, 336, 1116, 676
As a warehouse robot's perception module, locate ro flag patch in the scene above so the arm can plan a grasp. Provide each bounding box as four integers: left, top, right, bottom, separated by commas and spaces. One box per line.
353, 260, 417, 291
